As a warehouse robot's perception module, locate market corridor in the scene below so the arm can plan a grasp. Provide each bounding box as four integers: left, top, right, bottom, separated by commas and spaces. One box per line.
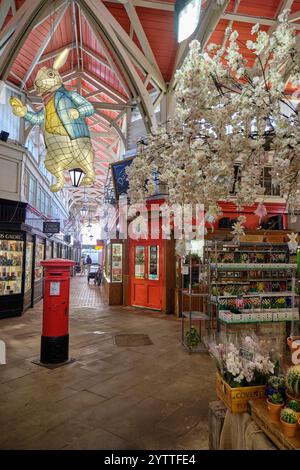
0, 276, 215, 450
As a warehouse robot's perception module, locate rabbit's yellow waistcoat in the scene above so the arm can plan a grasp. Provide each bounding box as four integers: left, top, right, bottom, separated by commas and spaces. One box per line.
45, 97, 68, 136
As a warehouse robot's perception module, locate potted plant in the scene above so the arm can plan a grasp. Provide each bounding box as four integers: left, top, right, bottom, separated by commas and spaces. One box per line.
185, 326, 200, 349
280, 408, 298, 438
266, 375, 286, 400
266, 393, 284, 421
286, 365, 300, 404
287, 400, 300, 420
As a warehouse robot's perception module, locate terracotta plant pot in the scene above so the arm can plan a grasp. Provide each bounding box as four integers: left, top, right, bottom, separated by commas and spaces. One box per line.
286, 391, 300, 407
280, 418, 298, 438
266, 399, 284, 421
287, 336, 300, 351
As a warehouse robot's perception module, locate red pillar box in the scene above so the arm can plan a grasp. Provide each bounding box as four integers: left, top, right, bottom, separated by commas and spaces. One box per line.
40, 259, 75, 365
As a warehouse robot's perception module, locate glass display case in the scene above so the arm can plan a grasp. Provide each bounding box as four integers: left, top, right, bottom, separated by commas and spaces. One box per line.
0, 237, 23, 296
112, 243, 122, 282
105, 243, 111, 279
25, 241, 33, 293
34, 240, 45, 282
103, 240, 123, 305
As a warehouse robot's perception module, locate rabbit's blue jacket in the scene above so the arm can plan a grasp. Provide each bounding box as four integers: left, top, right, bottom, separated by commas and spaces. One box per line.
24, 86, 95, 140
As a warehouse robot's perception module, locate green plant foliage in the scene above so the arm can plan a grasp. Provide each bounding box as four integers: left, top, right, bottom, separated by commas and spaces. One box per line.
286, 365, 300, 397
185, 326, 200, 349
269, 393, 284, 405
267, 375, 285, 390
287, 400, 300, 412
280, 408, 297, 424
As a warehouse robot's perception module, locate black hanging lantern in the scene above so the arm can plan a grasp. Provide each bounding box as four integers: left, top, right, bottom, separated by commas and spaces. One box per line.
80, 206, 89, 217
69, 168, 85, 187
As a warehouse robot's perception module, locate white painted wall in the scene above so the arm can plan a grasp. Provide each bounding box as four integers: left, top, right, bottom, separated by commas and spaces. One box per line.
0, 140, 25, 201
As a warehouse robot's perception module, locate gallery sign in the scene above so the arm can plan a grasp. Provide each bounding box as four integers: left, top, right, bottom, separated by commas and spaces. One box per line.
43, 222, 60, 234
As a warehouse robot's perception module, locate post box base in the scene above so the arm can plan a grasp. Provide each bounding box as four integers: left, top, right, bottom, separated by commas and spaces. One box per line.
40, 334, 69, 365
32, 357, 75, 369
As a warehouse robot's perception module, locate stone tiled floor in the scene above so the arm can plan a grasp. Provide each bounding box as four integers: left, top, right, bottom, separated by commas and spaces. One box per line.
0, 276, 215, 450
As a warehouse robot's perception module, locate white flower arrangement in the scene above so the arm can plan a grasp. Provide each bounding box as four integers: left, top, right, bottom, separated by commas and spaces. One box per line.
127, 10, 300, 215
209, 335, 275, 387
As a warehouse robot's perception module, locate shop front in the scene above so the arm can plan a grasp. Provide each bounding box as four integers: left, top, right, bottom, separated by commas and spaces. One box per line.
103, 240, 124, 305
0, 198, 71, 318
129, 240, 164, 310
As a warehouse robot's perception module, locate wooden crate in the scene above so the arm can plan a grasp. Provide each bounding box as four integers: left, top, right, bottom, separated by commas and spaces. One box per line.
249, 399, 300, 449
216, 372, 266, 413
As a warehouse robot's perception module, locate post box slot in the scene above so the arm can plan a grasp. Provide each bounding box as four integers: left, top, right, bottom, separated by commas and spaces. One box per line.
49, 272, 62, 276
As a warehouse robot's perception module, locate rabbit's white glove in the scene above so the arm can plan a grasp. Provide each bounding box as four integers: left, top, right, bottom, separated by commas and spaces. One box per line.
9, 97, 27, 118
69, 108, 79, 120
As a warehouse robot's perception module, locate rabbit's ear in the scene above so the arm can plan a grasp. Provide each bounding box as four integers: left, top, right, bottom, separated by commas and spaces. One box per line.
53, 48, 70, 70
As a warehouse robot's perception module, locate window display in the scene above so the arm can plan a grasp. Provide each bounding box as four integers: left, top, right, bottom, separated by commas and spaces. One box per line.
111, 243, 122, 282
45, 241, 52, 259
148, 245, 159, 280
135, 246, 145, 279
35, 241, 44, 282
0, 236, 23, 296
105, 244, 111, 278
25, 241, 33, 293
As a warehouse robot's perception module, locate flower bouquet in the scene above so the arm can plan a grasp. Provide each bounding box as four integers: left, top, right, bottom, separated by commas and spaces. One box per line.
208, 334, 275, 388
207, 334, 277, 413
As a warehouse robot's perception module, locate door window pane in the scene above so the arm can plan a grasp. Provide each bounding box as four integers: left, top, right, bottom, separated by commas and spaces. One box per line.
148, 245, 159, 280
135, 246, 145, 279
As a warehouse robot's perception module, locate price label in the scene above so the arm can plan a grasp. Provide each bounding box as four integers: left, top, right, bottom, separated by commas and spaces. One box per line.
182, 266, 189, 275
239, 348, 253, 361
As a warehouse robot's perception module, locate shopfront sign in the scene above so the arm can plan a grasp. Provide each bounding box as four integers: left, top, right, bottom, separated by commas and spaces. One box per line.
43, 222, 60, 234
0, 233, 23, 240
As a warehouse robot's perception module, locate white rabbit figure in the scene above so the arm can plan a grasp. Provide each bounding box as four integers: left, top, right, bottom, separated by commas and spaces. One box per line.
10, 48, 96, 192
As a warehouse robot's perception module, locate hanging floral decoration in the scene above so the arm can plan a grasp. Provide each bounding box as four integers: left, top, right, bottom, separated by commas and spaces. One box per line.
254, 203, 268, 222
231, 215, 246, 243
205, 205, 223, 231
287, 232, 298, 253
127, 11, 300, 214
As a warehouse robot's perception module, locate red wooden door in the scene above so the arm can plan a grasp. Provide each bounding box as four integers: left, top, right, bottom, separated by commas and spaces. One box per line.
130, 240, 163, 310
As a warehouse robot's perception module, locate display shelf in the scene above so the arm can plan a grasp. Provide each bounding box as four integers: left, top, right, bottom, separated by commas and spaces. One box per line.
182, 311, 210, 320
210, 263, 296, 270
182, 290, 208, 297
207, 239, 298, 328
0, 238, 23, 296
212, 292, 296, 300
181, 249, 210, 353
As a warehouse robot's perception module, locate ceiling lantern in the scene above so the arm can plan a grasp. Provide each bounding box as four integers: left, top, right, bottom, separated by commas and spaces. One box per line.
175, 0, 202, 43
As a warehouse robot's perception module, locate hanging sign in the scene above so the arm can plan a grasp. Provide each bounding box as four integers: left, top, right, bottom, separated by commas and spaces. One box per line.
111, 157, 134, 198
43, 222, 60, 234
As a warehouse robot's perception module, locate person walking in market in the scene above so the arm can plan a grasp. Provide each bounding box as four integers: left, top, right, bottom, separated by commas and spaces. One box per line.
80, 255, 85, 276
86, 254, 92, 275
